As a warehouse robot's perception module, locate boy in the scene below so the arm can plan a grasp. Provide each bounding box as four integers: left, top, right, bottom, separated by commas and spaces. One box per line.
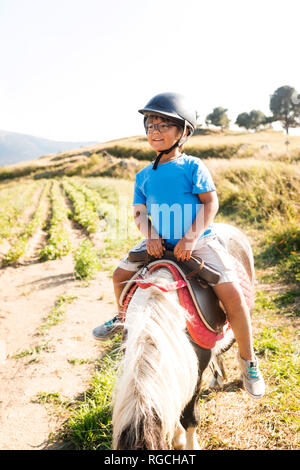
93, 92, 265, 399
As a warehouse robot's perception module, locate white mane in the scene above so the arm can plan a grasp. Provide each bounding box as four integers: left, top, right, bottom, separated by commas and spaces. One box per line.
112, 268, 198, 449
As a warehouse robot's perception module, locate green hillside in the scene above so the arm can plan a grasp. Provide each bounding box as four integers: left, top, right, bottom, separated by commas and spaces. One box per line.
1, 129, 299, 182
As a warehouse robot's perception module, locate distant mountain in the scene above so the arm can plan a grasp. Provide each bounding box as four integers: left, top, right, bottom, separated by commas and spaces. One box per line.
0, 129, 98, 166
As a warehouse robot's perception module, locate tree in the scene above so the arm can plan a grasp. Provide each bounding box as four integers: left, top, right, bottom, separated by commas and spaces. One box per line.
270, 85, 300, 135
235, 110, 268, 131
263, 115, 276, 128
249, 110, 268, 130
235, 112, 250, 130
205, 107, 230, 129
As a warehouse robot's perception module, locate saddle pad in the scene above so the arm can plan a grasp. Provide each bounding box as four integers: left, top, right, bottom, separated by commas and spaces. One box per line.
121, 258, 253, 349
121, 263, 223, 349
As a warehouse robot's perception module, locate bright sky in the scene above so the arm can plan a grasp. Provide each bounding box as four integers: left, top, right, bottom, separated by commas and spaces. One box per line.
0, 0, 299, 142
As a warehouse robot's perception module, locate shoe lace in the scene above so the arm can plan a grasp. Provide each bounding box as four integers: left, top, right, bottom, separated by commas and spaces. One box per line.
104, 315, 118, 328
247, 362, 259, 379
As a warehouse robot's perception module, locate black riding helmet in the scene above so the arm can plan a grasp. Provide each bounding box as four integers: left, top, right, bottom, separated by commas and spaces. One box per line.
139, 92, 197, 169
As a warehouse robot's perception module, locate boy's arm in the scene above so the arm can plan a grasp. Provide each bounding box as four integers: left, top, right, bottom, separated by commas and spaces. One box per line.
174, 191, 219, 261
186, 190, 219, 240
133, 204, 165, 258
133, 204, 156, 239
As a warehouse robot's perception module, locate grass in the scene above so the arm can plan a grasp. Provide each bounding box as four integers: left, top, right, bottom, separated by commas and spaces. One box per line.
32, 392, 66, 406
73, 239, 101, 280
254, 326, 299, 439
274, 290, 300, 315
12, 295, 77, 364
39, 294, 77, 333
252, 290, 299, 442
67, 358, 92, 366
255, 221, 300, 285
209, 159, 299, 287
12, 342, 52, 360
55, 335, 122, 450
213, 161, 299, 227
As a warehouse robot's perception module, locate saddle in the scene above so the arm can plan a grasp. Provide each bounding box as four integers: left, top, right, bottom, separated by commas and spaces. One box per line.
120, 235, 254, 349
128, 246, 222, 286
120, 244, 227, 335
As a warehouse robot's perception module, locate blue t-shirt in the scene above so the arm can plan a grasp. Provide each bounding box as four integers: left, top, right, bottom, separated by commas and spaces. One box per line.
133, 154, 216, 246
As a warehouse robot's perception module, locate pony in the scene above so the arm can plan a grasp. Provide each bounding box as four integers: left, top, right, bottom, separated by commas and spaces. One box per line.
112, 223, 254, 450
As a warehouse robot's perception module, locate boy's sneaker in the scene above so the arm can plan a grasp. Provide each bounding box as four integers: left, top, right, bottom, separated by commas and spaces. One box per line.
92, 315, 123, 340
238, 354, 265, 399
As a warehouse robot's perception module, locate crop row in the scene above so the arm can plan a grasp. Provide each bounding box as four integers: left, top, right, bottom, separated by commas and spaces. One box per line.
0, 178, 111, 279
81, 182, 117, 227
62, 180, 102, 233
39, 181, 71, 260
0, 184, 24, 207
3, 181, 51, 265
0, 182, 40, 241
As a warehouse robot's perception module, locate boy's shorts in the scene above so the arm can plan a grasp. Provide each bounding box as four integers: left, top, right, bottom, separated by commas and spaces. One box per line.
118, 237, 238, 286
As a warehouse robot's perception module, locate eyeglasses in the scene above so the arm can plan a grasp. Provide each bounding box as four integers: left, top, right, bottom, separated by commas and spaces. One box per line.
145, 123, 177, 134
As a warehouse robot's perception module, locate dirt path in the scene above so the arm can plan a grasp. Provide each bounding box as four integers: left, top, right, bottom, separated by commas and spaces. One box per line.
0, 195, 116, 450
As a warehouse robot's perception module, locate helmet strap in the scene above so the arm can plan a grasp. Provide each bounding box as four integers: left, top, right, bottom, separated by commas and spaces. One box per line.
178, 121, 188, 147
152, 122, 187, 170
152, 142, 179, 170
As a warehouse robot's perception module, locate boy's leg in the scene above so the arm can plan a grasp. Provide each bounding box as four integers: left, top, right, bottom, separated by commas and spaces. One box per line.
192, 238, 255, 359
192, 238, 265, 398
212, 281, 254, 361
212, 281, 265, 399
113, 267, 137, 318
92, 241, 145, 340
92, 268, 136, 340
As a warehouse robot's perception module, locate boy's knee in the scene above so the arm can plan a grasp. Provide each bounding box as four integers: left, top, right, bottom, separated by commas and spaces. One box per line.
113, 267, 134, 284
112, 267, 123, 283
214, 282, 244, 306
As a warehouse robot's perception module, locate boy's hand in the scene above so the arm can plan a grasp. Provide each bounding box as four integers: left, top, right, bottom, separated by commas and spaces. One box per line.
146, 237, 166, 258
174, 236, 198, 261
